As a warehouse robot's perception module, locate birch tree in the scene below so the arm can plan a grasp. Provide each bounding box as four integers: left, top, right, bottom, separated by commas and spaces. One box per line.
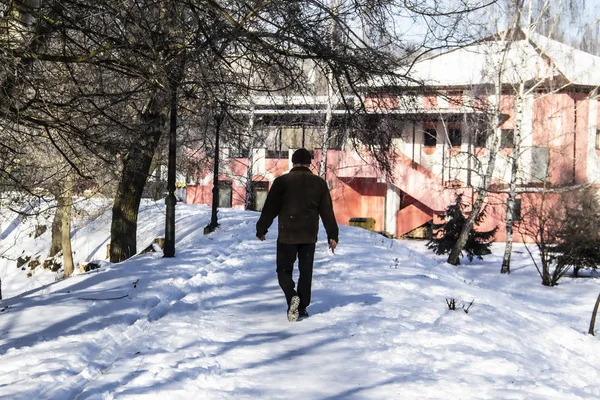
447, 28, 515, 265
449, 0, 586, 266
500, 0, 586, 273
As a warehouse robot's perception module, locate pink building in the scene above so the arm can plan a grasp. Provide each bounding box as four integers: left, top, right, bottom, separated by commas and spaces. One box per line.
186, 30, 600, 242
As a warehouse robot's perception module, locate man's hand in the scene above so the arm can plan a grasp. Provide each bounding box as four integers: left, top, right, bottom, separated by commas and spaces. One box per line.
328, 239, 338, 253
257, 234, 266, 241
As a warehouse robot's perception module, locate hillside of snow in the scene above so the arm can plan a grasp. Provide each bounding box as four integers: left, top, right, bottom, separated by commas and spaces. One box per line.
1, 200, 600, 399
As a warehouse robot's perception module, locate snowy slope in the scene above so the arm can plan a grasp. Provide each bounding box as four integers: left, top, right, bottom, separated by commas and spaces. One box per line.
1, 201, 600, 399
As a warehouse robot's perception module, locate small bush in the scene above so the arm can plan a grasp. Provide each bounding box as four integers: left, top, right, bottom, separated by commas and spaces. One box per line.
519, 186, 600, 286
550, 187, 600, 277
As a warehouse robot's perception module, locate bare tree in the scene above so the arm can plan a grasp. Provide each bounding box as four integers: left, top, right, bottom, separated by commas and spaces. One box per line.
1, 0, 502, 265
516, 184, 595, 286
60, 173, 75, 277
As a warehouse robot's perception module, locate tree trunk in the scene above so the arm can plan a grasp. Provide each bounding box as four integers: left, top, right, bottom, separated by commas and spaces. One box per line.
589, 292, 600, 335
501, 205, 515, 273
501, 83, 525, 274
319, 9, 339, 179
447, 31, 513, 266
541, 257, 551, 285
447, 120, 501, 265
110, 92, 168, 263
320, 84, 333, 178
539, 219, 551, 285
61, 174, 74, 277
50, 196, 64, 257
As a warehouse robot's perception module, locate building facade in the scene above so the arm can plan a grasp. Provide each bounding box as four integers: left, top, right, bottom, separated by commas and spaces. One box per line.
186, 30, 600, 242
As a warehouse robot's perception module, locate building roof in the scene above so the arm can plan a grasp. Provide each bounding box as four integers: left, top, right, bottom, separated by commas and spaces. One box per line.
528, 30, 600, 86
378, 29, 600, 89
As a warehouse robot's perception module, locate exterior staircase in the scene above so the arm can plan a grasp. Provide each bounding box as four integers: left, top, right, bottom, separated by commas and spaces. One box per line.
333, 149, 471, 237
395, 204, 435, 237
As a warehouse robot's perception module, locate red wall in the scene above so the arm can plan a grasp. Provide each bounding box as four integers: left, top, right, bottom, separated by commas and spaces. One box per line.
330, 177, 386, 232
533, 93, 576, 185
574, 93, 590, 183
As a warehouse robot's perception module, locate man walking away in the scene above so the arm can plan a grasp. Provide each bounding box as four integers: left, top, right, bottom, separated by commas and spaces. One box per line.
256, 148, 339, 322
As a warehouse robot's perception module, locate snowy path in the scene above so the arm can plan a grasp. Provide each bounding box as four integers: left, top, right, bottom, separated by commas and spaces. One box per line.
1, 205, 600, 399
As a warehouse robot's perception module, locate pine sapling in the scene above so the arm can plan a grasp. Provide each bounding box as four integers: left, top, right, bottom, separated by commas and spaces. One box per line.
428, 194, 498, 264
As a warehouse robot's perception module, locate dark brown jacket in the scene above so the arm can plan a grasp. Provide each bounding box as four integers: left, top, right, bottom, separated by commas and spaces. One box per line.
256, 166, 339, 244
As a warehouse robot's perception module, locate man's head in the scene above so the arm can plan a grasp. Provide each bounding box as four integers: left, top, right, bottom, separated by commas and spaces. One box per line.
292, 148, 312, 166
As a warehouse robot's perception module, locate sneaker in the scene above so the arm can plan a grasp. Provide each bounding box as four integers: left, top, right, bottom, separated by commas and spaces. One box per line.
298, 309, 309, 319
287, 295, 300, 322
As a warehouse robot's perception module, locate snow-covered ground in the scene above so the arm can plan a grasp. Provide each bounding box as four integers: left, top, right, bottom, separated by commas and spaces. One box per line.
1, 200, 600, 399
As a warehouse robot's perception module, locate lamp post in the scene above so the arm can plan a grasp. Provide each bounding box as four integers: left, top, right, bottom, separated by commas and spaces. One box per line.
163, 74, 179, 258
205, 105, 225, 234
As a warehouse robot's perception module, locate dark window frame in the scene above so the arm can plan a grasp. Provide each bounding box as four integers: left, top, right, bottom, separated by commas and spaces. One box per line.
469, 115, 490, 148
228, 147, 249, 158
500, 129, 515, 148
265, 150, 287, 159
217, 180, 232, 208
424, 127, 437, 147
475, 128, 489, 147
513, 198, 522, 222
251, 181, 270, 211
447, 125, 462, 147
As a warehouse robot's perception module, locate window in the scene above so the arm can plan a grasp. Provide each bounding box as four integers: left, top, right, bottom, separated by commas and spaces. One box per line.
262, 125, 282, 152
363, 115, 404, 148
381, 116, 405, 139
447, 125, 462, 147
531, 146, 549, 182
330, 118, 350, 150
469, 115, 489, 147
302, 127, 321, 150
226, 127, 250, 158
329, 128, 347, 150
424, 128, 437, 147
500, 129, 515, 148
475, 127, 489, 147
596, 129, 600, 150
513, 198, 522, 222
265, 150, 287, 159
447, 91, 463, 107
251, 181, 270, 211
281, 126, 303, 150
229, 147, 249, 158
218, 181, 232, 208
279, 126, 321, 151
365, 114, 381, 131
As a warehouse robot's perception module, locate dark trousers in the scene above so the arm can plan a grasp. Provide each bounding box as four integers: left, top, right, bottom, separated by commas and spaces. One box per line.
276, 242, 315, 310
